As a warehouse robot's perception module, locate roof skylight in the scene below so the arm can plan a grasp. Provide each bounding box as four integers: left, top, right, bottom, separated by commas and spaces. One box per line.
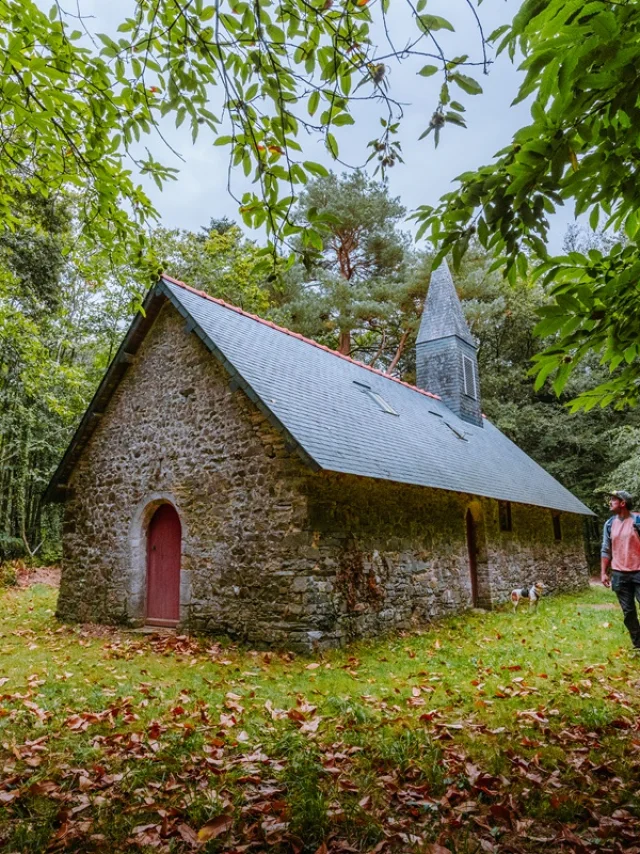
353, 381, 398, 416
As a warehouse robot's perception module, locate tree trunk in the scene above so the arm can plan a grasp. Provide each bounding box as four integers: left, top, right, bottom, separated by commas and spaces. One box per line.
338, 330, 351, 356
369, 331, 387, 369
386, 330, 409, 375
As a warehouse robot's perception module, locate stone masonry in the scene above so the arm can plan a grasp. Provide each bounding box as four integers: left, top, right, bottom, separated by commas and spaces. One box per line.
58, 302, 590, 651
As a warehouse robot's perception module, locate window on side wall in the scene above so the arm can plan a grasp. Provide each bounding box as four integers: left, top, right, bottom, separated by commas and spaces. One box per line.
498, 500, 512, 532
552, 512, 562, 542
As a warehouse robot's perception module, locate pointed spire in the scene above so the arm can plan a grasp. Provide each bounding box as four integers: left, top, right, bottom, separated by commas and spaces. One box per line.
417, 260, 475, 347
415, 259, 483, 427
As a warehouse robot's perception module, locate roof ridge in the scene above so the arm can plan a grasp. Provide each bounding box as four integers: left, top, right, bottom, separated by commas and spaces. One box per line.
161, 274, 442, 402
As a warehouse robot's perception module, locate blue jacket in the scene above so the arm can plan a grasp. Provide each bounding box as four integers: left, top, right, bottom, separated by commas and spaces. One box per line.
601, 513, 640, 560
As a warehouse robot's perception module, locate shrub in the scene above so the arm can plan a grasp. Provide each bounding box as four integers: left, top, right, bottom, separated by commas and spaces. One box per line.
0, 562, 18, 587
0, 534, 25, 562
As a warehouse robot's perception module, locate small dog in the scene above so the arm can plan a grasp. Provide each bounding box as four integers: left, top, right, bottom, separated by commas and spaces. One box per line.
511, 581, 546, 612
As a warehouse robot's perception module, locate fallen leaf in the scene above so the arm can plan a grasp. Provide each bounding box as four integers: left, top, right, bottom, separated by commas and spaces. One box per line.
300, 716, 322, 733
177, 823, 200, 848
198, 814, 233, 841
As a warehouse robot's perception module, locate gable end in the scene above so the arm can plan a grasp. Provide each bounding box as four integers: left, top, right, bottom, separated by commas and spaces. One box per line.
44, 281, 321, 502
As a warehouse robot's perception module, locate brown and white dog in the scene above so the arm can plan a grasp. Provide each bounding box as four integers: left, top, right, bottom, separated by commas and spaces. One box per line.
511, 581, 547, 612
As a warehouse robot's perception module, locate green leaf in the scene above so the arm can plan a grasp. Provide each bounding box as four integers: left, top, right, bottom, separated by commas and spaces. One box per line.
417, 14, 455, 33
332, 113, 354, 126
303, 161, 329, 177
450, 73, 482, 95
418, 65, 438, 78
308, 90, 320, 117
326, 132, 338, 157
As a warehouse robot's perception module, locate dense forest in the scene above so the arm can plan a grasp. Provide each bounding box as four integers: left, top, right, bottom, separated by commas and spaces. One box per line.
2, 173, 638, 566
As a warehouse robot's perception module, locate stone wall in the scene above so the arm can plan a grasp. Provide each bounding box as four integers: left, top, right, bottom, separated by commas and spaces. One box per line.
58, 300, 590, 651
483, 500, 588, 600
58, 302, 316, 647
293, 477, 589, 648
299, 476, 485, 647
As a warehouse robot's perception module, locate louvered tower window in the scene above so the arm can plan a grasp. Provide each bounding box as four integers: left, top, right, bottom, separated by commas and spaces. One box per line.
462, 355, 476, 399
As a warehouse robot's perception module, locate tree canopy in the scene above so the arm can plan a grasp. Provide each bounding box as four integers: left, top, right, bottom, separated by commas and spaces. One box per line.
1, 0, 488, 270
281, 170, 425, 365
418, 0, 640, 410
6, 1, 639, 409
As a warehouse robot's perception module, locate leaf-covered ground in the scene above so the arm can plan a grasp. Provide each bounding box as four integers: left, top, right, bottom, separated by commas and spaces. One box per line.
1, 582, 640, 853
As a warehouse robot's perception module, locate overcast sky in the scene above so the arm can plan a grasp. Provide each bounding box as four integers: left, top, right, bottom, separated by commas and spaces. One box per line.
80, 0, 574, 251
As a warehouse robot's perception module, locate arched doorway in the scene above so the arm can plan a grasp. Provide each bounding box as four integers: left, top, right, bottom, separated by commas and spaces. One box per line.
466, 509, 479, 608
146, 504, 181, 626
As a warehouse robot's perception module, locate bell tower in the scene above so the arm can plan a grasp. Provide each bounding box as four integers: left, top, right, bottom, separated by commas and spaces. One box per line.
415, 260, 482, 427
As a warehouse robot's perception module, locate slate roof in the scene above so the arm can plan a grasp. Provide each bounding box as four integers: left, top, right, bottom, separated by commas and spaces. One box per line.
417, 260, 475, 347
45, 274, 593, 515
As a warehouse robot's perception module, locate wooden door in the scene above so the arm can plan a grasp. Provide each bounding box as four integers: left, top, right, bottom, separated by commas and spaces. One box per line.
466, 509, 479, 608
146, 504, 181, 626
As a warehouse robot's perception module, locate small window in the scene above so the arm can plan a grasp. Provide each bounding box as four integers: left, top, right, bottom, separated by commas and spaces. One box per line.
368, 390, 398, 415
444, 420, 468, 441
498, 501, 512, 532
552, 512, 562, 542
462, 355, 477, 399
353, 381, 398, 416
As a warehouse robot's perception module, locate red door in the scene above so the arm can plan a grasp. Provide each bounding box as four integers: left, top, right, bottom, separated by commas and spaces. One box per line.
146, 504, 181, 626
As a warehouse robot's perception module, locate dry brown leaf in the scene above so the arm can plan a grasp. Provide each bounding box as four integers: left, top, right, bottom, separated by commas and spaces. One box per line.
300, 716, 322, 733
177, 823, 200, 848
197, 814, 233, 841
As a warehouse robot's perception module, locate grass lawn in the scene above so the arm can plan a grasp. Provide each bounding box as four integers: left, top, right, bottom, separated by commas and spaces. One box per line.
1, 582, 640, 853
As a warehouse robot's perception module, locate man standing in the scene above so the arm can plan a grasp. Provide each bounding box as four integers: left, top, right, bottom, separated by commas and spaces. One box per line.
601, 490, 640, 650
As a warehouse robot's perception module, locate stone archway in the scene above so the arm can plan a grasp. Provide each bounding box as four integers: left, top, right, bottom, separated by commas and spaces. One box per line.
126, 493, 190, 626
465, 500, 490, 608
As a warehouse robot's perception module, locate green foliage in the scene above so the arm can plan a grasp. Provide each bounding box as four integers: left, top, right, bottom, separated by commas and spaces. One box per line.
0, 561, 18, 587
0, 2, 165, 265
0, 1, 488, 267
277, 170, 428, 368
0, 535, 24, 562
415, 0, 640, 409
149, 222, 280, 314
8, 0, 638, 411
0, 195, 136, 557
596, 427, 640, 504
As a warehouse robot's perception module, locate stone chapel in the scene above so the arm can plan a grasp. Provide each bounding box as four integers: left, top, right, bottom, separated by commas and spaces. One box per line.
46, 262, 592, 650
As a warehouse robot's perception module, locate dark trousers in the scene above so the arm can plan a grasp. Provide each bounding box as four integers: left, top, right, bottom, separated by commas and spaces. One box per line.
612, 570, 640, 648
